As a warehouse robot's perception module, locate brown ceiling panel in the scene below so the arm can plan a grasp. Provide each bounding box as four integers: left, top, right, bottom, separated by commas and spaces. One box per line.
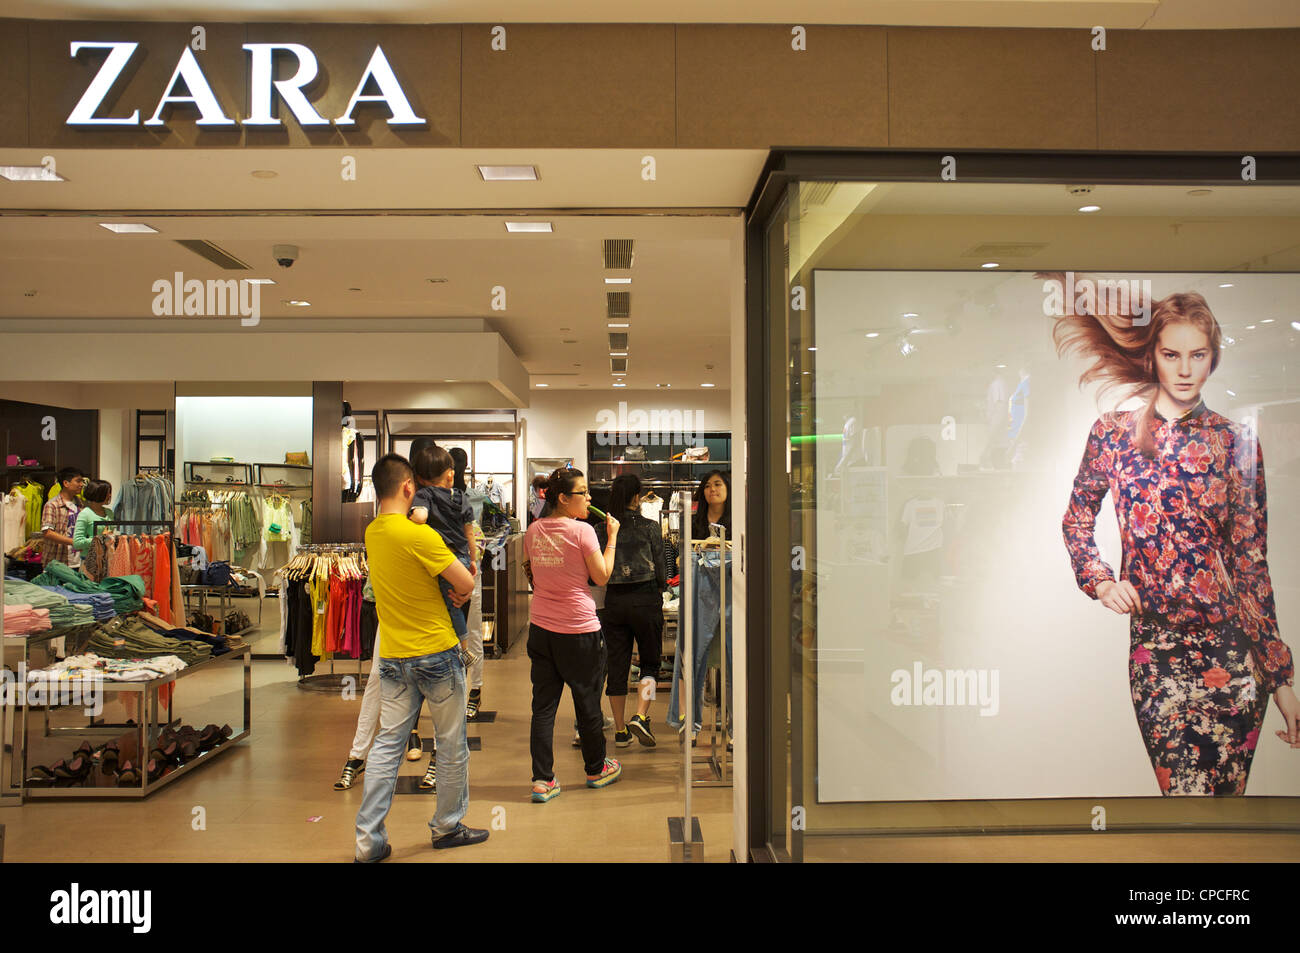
460, 23, 674, 148
888, 27, 1097, 150
1098, 29, 1300, 152
676, 24, 887, 149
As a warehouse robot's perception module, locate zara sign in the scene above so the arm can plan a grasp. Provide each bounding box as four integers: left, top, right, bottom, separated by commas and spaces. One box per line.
66, 41, 426, 127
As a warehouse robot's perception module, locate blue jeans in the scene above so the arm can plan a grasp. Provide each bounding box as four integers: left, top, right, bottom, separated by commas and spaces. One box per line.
354, 647, 468, 861
437, 553, 471, 638
667, 554, 732, 730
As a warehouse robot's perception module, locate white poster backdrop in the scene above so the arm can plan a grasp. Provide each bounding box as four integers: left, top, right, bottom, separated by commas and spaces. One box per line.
812, 270, 1300, 801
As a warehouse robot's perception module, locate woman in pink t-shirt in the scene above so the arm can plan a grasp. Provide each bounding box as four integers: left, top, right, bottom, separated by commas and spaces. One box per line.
524, 467, 623, 801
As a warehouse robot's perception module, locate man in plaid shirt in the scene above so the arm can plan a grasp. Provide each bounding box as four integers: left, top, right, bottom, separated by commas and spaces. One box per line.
40, 467, 86, 568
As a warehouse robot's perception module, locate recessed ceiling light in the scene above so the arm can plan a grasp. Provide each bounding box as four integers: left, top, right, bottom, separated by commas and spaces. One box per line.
902, 312, 918, 319
477, 165, 538, 181
656, 383, 671, 388
609, 351, 628, 357
802, 371, 810, 375
981, 262, 1000, 269
607, 322, 630, 329
1226, 389, 1236, 397
808, 346, 817, 352
245, 278, 276, 285
1245, 325, 1256, 330
1219, 283, 1234, 288
505, 221, 552, 233
283, 299, 311, 307
1078, 205, 1101, 213
613, 382, 626, 388
445, 379, 458, 383
604, 277, 632, 285
865, 332, 879, 338
535, 382, 549, 387
701, 383, 715, 388
99, 223, 157, 234
0, 165, 65, 182
995, 363, 1008, 369
612, 371, 627, 377
1261, 319, 1275, 324
251, 170, 278, 179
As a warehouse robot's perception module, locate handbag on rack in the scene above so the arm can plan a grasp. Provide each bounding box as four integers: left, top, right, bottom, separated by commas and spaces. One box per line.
284, 452, 309, 466
200, 561, 232, 587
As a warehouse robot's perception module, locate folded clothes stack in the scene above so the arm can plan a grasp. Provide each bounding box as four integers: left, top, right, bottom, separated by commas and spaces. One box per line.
135, 612, 237, 656
3, 603, 51, 635
85, 617, 212, 667
3, 576, 85, 628
31, 562, 144, 615
41, 586, 115, 622
27, 653, 187, 683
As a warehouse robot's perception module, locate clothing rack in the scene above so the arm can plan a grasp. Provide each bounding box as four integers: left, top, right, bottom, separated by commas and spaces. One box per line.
279, 545, 371, 691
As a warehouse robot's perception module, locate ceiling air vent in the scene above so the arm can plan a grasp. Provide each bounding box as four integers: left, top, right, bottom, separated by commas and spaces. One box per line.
608, 332, 628, 350
603, 239, 634, 270
606, 291, 630, 318
962, 242, 1048, 259
610, 357, 628, 374
174, 239, 250, 270
800, 181, 837, 207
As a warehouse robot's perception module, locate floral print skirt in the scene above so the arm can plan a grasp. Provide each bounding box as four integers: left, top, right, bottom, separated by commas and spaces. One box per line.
1128, 617, 1267, 796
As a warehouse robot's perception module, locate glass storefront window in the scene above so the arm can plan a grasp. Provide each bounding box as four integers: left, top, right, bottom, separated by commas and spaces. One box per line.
753, 163, 1300, 860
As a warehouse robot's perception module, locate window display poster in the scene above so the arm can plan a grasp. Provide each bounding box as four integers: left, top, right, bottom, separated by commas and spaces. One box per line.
812, 270, 1300, 800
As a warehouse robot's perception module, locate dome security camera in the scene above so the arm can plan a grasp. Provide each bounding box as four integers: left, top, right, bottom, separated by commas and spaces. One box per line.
273, 244, 299, 268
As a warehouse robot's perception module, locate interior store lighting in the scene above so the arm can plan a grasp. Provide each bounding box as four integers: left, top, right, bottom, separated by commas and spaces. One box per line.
477, 165, 538, 180
981, 262, 1000, 269
1078, 205, 1101, 213
99, 223, 157, 233
701, 383, 715, 388
505, 221, 552, 233
283, 299, 311, 307
0, 165, 65, 181
604, 277, 632, 284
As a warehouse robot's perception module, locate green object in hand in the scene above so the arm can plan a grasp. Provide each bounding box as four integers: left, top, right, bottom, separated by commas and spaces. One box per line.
587, 504, 607, 520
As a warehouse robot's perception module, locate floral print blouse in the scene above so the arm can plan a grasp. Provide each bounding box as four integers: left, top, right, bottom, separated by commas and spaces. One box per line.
1064, 400, 1293, 694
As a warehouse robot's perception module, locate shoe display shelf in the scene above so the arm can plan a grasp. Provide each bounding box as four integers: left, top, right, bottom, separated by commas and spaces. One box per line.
3, 624, 251, 801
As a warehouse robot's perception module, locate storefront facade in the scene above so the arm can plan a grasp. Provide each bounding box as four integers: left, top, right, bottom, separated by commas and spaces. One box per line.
2, 13, 1298, 862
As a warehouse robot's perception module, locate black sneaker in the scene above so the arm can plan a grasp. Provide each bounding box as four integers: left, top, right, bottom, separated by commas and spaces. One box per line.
405, 730, 422, 762
466, 689, 481, 721
627, 714, 656, 748
334, 758, 365, 790
432, 823, 490, 850
614, 728, 633, 748
418, 754, 436, 791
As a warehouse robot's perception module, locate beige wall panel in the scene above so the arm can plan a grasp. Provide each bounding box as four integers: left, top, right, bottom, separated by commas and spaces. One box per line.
242, 24, 458, 147
1098, 29, 1300, 152
888, 27, 1097, 150
460, 24, 675, 147
676, 25, 887, 149
28, 20, 248, 149
0, 21, 29, 148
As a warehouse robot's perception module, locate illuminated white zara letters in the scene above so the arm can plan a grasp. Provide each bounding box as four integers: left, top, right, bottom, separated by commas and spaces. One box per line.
66, 41, 426, 128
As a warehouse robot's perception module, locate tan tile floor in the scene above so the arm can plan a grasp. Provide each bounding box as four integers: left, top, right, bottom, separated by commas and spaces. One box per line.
2, 633, 734, 863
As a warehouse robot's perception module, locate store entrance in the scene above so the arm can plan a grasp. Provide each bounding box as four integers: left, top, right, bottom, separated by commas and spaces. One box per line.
0, 170, 751, 861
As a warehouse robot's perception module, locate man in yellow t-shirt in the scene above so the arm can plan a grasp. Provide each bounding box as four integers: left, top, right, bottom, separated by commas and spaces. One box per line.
354, 453, 488, 862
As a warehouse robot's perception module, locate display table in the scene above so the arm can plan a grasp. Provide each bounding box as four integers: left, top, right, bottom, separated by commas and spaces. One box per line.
3, 625, 251, 801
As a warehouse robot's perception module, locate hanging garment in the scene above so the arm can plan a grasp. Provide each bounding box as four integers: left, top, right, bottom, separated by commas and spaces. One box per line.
3, 490, 29, 548
153, 534, 173, 624
130, 535, 156, 599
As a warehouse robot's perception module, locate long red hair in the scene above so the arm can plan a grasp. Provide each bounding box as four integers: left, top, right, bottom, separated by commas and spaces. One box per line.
1041, 272, 1222, 456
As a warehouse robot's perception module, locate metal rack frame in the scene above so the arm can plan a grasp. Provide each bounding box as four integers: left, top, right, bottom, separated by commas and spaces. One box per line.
6, 624, 251, 801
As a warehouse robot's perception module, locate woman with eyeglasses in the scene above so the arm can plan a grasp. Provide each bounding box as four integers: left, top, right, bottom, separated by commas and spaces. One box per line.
523, 467, 623, 802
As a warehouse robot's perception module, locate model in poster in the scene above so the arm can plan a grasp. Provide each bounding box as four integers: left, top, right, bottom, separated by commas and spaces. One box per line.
1052, 275, 1298, 795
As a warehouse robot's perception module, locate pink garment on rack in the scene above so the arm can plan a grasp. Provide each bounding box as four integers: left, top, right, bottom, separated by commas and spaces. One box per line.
107, 536, 132, 577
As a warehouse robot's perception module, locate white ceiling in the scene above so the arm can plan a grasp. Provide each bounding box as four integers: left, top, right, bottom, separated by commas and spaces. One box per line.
4, 0, 1300, 28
